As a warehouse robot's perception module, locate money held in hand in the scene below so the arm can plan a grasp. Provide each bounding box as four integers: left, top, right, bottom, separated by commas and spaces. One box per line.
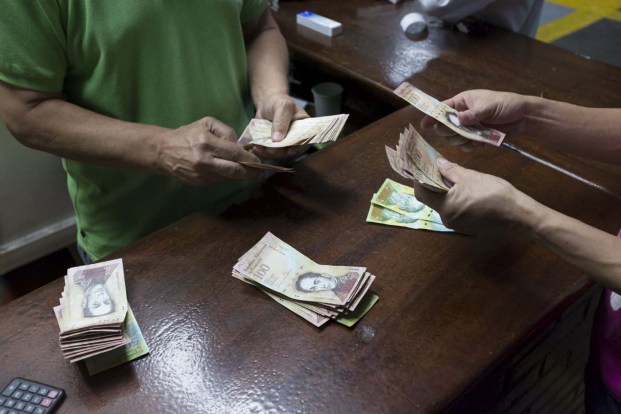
232, 232, 378, 327
386, 124, 451, 193
394, 82, 505, 146
239, 114, 349, 148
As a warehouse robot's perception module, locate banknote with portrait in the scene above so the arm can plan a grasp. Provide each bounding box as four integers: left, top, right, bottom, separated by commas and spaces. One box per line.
372, 178, 446, 225
233, 232, 378, 327
61, 259, 128, 332
394, 82, 505, 146
234, 232, 366, 306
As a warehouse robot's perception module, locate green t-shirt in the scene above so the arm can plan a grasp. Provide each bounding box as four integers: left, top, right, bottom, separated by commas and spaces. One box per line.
0, 0, 267, 260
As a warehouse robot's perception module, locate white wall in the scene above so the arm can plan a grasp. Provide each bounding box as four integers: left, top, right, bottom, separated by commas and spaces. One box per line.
0, 121, 76, 275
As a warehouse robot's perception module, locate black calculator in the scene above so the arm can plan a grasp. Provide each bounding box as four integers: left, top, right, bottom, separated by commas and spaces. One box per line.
0, 378, 65, 414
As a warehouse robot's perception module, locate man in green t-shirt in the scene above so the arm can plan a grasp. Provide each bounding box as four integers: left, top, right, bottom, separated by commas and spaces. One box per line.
0, 1, 308, 262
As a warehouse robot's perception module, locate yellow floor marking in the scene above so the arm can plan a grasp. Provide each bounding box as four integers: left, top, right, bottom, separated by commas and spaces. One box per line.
539, 0, 621, 42
607, 10, 621, 22
546, 0, 621, 13
537, 10, 604, 42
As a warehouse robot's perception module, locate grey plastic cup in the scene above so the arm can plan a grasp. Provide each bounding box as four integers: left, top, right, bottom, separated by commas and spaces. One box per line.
311, 82, 344, 117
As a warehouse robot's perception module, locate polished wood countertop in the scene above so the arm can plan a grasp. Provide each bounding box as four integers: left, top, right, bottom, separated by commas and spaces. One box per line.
1, 2, 620, 413
2, 105, 620, 413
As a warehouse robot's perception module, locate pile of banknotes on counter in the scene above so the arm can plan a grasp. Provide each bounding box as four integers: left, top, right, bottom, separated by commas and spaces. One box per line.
53, 259, 149, 374
367, 178, 453, 232
232, 232, 378, 327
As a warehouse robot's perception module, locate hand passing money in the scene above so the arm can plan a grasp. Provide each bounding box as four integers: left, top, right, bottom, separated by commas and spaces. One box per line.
390, 82, 506, 188
394, 82, 505, 146
232, 232, 378, 327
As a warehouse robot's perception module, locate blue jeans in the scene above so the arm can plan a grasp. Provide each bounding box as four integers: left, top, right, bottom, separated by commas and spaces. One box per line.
76, 244, 93, 265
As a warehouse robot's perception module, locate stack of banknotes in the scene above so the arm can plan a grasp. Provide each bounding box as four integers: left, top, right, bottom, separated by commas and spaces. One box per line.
232, 232, 378, 327
367, 178, 453, 232
393, 81, 505, 146
53, 259, 149, 371
386, 124, 452, 193
236, 114, 349, 172
387, 82, 507, 191
239, 114, 349, 148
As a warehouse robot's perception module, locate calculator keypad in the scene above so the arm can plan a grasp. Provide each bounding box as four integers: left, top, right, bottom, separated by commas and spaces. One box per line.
1, 379, 64, 414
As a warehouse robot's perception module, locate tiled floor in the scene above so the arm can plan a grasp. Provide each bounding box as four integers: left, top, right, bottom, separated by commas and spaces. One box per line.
2, 1, 621, 306
538, 0, 621, 67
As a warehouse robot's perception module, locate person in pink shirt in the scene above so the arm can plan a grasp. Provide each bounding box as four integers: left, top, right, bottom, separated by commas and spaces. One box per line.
418, 90, 621, 413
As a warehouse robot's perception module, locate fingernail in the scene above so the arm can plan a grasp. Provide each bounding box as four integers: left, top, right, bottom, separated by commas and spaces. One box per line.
272, 132, 284, 141
437, 158, 448, 166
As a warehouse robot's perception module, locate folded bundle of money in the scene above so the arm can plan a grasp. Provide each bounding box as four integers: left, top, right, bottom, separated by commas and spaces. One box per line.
53, 259, 131, 363
82, 305, 149, 375
367, 178, 453, 232
238, 114, 349, 148
232, 232, 378, 327
393, 81, 505, 146
386, 124, 451, 193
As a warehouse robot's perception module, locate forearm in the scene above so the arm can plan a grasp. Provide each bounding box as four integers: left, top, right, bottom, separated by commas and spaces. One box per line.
3, 95, 168, 173
3, 95, 263, 184
522, 96, 621, 164
518, 193, 621, 292
246, 10, 290, 105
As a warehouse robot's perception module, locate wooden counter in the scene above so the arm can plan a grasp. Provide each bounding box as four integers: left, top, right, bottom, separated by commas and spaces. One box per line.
1, 2, 620, 413
1, 104, 620, 413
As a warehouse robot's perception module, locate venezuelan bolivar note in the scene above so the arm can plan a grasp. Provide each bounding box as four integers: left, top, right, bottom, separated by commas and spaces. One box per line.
402, 124, 451, 190
372, 179, 446, 225
238, 115, 349, 148
366, 204, 453, 232
386, 125, 450, 192
85, 306, 150, 375
234, 232, 365, 306
62, 259, 128, 332
335, 292, 379, 328
386, 143, 441, 191
263, 290, 330, 327
239, 161, 293, 172
394, 82, 505, 146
